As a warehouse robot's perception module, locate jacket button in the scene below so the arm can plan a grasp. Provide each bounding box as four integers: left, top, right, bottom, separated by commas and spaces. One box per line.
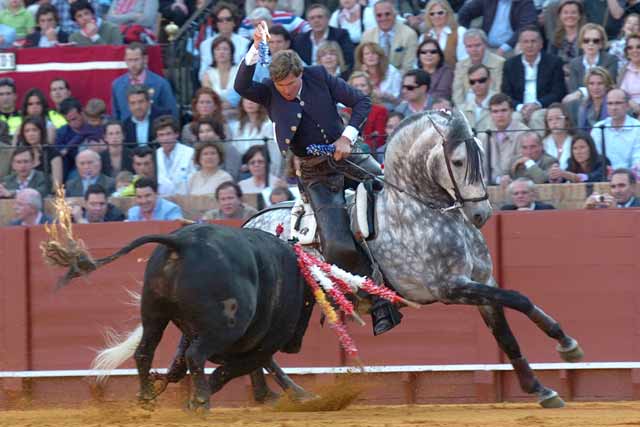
299, 100, 305, 106
297, 113, 302, 118
291, 126, 297, 132
285, 138, 291, 144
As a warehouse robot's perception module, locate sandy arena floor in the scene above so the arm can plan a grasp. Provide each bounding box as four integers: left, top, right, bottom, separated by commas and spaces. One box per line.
1, 402, 639, 427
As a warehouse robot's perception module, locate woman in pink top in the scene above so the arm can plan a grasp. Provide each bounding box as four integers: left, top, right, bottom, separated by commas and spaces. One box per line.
618, 33, 640, 113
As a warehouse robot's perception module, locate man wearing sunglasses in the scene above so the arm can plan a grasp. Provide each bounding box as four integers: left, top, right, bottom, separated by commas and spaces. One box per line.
459, 64, 496, 133
393, 69, 432, 117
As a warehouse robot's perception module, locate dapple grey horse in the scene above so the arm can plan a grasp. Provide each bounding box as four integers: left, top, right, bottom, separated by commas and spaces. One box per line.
245, 109, 584, 408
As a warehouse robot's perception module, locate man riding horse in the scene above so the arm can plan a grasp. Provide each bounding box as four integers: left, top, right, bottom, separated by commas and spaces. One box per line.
234, 20, 402, 335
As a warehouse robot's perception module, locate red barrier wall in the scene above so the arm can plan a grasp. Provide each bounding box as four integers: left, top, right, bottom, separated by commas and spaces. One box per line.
1, 210, 640, 406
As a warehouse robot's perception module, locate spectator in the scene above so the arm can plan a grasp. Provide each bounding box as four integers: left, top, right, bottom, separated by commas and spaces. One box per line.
106, 0, 159, 32
354, 41, 402, 108
480, 93, 529, 185
0, 121, 10, 178
292, 3, 354, 70
202, 180, 258, 220
565, 66, 613, 133
154, 115, 195, 196
376, 110, 404, 162
245, 0, 305, 17
584, 168, 639, 208
17, 116, 63, 188
591, 88, 640, 170
0, 0, 35, 41
267, 24, 292, 54
608, 13, 639, 71
549, 133, 610, 183
460, 64, 496, 133
548, 0, 585, 64
117, 146, 158, 196
394, 69, 433, 117
268, 185, 294, 204
24, 4, 69, 47
159, 0, 195, 28
9, 188, 53, 225
71, 183, 125, 223
65, 149, 116, 197
69, 0, 123, 45
19, 88, 57, 144
452, 29, 505, 105
188, 141, 233, 196
420, 0, 467, 66
194, 116, 241, 180
113, 170, 133, 195
501, 177, 555, 210
431, 97, 452, 110
0, 78, 21, 136
510, 131, 557, 183
606, 0, 640, 40
229, 98, 276, 170
501, 25, 567, 128
181, 87, 228, 146
565, 24, 617, 95
0, 146, 49, 199
416, 38, 454, 100
199, 2, 251, 82
238, 145, 282, 194
618, 33, 640, 113
457, 0, 538, 56
201, 36, 241, 110
51, 0, 99, 34
83, 98, 107, 127
102, 120, 134, 177
361, 0, 418, 73
111, 43, 178, 120
542, 103, 573, 170
239, 0, 309, 38
347, 71, 388, 152
127, 177, 183, 221
316, 41, 350, 81
122, 85, 167, 147
329, 0, 376, 45
48, 78, 71, 128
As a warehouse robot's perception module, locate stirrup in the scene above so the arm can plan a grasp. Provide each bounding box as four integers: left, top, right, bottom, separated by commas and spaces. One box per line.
371, 300, 403, 336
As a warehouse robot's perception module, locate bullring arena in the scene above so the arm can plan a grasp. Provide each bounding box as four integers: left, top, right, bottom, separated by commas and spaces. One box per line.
1, 206, 640, 426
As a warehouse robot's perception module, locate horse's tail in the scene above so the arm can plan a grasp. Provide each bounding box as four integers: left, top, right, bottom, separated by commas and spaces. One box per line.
92, 291, 143, 382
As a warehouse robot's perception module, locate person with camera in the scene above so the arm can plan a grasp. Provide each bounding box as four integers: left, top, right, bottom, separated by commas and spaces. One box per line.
584, 168, 640, 209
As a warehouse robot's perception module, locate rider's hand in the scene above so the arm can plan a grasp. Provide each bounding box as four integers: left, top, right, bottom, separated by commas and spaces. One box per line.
332, 136, 352, 161
253, 21, 270, 50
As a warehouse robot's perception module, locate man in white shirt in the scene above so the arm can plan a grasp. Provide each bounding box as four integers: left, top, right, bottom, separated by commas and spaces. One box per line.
153, 115, 195, 196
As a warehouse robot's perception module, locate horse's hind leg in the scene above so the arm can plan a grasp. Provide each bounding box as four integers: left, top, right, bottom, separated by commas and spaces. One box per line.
478, 305, 564, 408
134, 316, 169, 406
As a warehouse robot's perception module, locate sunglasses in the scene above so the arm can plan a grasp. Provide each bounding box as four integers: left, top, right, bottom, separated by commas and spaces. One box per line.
583, 37, 601, 45
429, 10, 446, 16
376, 12, 392, 18
217, 16, 234, 22
469, 76, 488, 85
402, 84, 420, 91
420, 49, 439, 55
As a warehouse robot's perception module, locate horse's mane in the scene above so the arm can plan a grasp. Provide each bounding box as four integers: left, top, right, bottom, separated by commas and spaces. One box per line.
443, 110, 483, 184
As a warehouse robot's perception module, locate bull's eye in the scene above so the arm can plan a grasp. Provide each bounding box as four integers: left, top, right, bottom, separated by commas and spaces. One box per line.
452, 160, 464, 167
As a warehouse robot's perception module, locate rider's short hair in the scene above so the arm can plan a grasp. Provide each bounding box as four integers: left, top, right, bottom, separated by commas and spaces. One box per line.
269, 50, 304, 82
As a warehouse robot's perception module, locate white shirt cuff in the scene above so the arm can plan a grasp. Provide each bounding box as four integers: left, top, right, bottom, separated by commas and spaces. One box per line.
342, 126, 359, 144
524, 159, 536, 169
245, 44, 259, 66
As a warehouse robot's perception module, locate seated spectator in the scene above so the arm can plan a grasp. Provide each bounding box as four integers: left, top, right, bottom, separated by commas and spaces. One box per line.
24, 4, 69, 47
0, 78, 22, 137
181, 87, 229, 146
154, 115, 195, 196
123, 85, 167, 148
452, 29, 504, 105
394, 69, 433, 117
565, 66, 613, 133
480, 93, 529, 185
18, 116, 63, 188
501, 178, 555, 211
111, 43, 177, 120
113, 170, 134, 195
188, 141, 234, 196
591, 88, 640, 170
329, 0, 376, 45
375, 110, 404, 162
102, 120, 134, 177
317, 41, 350, 81
202, 180, 258, 220
416, 38, 453, 101
292, 3, 354, 70
432, 97, 452, 110
565, 24, 617, 96
201, 36, 241, 111
69, 0, 123, 45
238, 145, 282, 194
0, 0, 35, 41
584, 168, 639, 208
541, 103, 573, 170
117, 146, 158, 196
83, 98, 107, 128
354, 41, 402, 109
608, 13, 639, 71
105, 0, 159, 33
9, 188, 53, 226
510, 131, 558, 184
460, 64, 495, 133
245, 0, 305, 16
360, 0, 418, 73
547, 0, 585, 64
194, 116, 241, 181
0, 146, 49, 199
268, 186, 294, 204
127, 177, 183, 221
19, 87, 57, 144
618, 33, 640, 114
549, 133, 610, 183
65, 149, 116, 197
48, 78, 71, 128
347, 71, 388, 152
0, 121, 10, 178
239, 0, 309, 39
607, 1, 640, 42
159, 0, 194, 27
71, 183, 125, 223
420, 0, 467, 66
51, 0, 99, 34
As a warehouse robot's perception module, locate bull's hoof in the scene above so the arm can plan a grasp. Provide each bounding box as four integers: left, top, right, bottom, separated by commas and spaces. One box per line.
138, 399, 156, 411
254, 389, 281, 404
556, 338, 584, 363
538, 388, 565, 409
187, 397, 211, 413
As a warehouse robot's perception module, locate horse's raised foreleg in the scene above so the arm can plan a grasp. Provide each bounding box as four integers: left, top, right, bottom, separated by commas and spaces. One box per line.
478, 305, 564, 408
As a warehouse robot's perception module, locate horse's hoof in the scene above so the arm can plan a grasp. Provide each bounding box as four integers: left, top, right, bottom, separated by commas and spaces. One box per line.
538, 389, 565, 409
556, 338, 584, 363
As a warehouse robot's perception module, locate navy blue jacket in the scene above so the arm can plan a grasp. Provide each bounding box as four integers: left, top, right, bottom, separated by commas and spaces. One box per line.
234, 60, 371, 154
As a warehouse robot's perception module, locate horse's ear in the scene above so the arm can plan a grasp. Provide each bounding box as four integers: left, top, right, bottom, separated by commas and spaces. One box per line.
447, 108, 474, 144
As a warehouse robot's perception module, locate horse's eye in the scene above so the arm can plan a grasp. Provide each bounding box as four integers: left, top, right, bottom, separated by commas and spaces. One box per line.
452, 160, 464, 167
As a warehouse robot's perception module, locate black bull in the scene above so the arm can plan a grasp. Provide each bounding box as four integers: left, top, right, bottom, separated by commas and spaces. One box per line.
61, 223, 315, 408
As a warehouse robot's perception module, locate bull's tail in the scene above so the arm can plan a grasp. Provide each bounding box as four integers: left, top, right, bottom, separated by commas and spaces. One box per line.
92, 324, 143, 382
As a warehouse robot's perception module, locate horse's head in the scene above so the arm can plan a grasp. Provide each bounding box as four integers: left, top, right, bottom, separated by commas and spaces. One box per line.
426, 109, 492, 228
